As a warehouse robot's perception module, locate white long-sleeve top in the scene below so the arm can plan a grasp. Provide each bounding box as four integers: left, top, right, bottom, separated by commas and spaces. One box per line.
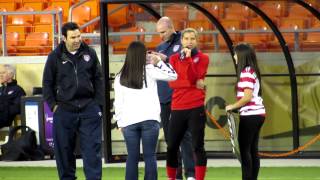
114, 60, 177, 128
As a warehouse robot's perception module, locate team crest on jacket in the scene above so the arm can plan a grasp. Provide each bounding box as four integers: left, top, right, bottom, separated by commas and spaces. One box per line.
8, 90, 14, 95
173, 45, 180, 52
83, 54, 90, 62
193, 57, 199, 63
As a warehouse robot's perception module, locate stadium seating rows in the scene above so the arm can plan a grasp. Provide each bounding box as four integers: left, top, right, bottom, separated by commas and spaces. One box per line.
1, 0, 320, 55
0, 0, 99, 55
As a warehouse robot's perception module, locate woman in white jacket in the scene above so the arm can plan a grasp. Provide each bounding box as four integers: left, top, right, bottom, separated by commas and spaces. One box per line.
113, 41, 177, 180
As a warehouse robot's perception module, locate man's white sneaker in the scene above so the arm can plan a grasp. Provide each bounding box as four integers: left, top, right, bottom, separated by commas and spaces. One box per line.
187, 177, 196, 180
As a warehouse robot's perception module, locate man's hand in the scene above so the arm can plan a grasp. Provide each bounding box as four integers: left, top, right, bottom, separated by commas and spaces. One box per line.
196, 79, 206, 90
53, 105, 58, 113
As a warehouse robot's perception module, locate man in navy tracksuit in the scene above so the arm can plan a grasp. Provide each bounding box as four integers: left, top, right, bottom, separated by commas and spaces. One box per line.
156, 17, 195, 180
0, 64, 26, 128
43, 22, 103, 180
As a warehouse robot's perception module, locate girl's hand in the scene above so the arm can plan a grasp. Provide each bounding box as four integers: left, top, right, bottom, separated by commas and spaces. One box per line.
152, 52, 167, 61
149, 54, 161, 65
225, 104, 234, 112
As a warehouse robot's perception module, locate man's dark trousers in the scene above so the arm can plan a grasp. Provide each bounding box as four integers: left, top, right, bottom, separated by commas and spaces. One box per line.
53, 104, 102, 180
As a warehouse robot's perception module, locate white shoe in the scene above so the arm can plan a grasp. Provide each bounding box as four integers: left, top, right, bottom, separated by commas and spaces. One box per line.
187, 177, 196, 180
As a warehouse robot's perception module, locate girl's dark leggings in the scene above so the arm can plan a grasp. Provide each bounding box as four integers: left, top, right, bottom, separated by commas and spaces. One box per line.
239, 115, 265, 180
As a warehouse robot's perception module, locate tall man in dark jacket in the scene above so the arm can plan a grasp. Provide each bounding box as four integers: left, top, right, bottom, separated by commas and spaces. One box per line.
156, 17, 195, 180
0, 64, 26, 128
43, 22, 103, 180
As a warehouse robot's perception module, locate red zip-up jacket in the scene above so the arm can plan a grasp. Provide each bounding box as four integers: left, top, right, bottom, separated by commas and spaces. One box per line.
169, 50, 209, 110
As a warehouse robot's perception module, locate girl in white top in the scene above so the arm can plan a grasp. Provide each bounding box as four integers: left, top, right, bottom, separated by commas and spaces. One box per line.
113, 41, 177, 180
226, 43, 265, 180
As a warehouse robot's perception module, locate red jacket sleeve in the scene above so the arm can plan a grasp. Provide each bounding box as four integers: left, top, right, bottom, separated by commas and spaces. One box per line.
169, 54, 193, 89
196, 53, 209, 80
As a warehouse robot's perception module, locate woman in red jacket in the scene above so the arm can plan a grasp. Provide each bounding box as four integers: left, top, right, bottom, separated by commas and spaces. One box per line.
166, 28, 209, 180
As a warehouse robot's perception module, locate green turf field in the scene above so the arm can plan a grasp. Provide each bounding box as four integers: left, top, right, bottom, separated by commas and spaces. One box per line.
0, 167, 318, 180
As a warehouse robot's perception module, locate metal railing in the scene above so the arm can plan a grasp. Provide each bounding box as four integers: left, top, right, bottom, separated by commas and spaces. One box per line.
69, 1, 128, 32
107, 27, 320, 52
0, 10, 63, 56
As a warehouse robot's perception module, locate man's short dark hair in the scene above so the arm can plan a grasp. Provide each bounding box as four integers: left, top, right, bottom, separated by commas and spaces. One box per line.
62, 22, 80, 38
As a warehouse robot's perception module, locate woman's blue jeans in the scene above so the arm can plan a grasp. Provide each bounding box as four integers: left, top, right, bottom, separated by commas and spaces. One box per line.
122, 120, 160, 180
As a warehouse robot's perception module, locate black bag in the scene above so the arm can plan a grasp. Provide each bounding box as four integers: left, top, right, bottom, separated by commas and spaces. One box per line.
0, 125, 44, 161
0, 97, 10, 128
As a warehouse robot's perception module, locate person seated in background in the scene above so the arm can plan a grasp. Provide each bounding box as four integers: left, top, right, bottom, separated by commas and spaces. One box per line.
0, 64, 26, 129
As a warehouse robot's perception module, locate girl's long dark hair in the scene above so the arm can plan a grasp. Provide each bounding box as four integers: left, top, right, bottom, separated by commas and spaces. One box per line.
234, 43, 262, 95
119, 41, 147, 89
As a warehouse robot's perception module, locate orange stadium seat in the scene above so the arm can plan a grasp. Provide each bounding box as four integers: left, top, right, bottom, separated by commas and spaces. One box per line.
287, 4, 312, 18
224, 3, 256, 20
0, 2, 18, 12
10, 6, 35, 25
81, 0, 100, 31
249, 18, 270, 30
71, 5, 91, 32
130, 3, 153, 21
200, 2, 225, 19
268, 18, 307, 51
108, 4, 134, 29
287, 4, 312, 28
0, 32, 19, 55
112, 26, 145, 54
17, 32, 51, 56
83, 0, 99, 18
221, 19, 245, 30
301, 32, 320, 51
144, 35, 162, 51
280, 18, 307, 31
283, 18, 308, 28
259, 2, 288, 19
217, 33, 238, 52
311, 17, 320, 28
188, 19, 216, 51
22, 0, 48, 11
218, 19, 244, 51
242, 34, 269, 51
50, 0, 72, 21
34, 6, 63, 38
306, 0, 320, 8
301, 17, 320, 51
243, 18, 272, 51
164, 4, 188, 30
6, 7, 34, 42
188, 20, 214, 43
37, 6, 63, 24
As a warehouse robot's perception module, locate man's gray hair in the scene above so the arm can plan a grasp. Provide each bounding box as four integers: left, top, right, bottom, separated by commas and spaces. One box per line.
3, 64, 16, 77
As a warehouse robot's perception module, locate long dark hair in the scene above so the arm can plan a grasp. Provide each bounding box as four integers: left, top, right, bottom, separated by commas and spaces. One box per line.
119, 41, 147, 89
234, 43, 262, 95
